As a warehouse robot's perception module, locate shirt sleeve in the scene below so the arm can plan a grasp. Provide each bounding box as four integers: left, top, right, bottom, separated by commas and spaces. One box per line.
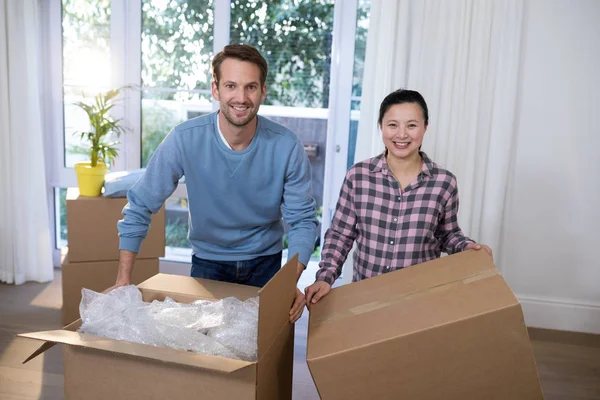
315, 170, 358, 285
435, 179, 473, 254
118, 129, 184, 253
281, 139, 319, 266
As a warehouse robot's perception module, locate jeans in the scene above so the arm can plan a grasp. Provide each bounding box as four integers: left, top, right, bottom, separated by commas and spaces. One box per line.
190, 251, 283, 288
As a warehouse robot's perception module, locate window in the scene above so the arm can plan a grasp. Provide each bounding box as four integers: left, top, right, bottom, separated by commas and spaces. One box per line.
62, 0, 112, 168
141, 0, 214, 167
230, 0, 334, 108
47, 0, 369, 264
347, 0, 371, 168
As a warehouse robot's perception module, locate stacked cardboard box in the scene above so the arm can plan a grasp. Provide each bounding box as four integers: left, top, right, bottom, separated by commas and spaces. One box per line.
61, 188, 164, 325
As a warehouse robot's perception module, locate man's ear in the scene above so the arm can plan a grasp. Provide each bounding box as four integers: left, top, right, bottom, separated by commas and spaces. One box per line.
260, 84, 267, 102
211, 81, 220, 101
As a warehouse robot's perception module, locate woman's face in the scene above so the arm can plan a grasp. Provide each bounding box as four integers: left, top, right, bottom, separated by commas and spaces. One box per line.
380, 102, 427, 162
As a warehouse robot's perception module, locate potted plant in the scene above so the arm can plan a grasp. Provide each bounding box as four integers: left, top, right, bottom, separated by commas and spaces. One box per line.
72, 87, 128, 196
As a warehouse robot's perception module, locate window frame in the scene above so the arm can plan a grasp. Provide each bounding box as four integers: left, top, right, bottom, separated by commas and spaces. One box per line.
44, 0, 360, 264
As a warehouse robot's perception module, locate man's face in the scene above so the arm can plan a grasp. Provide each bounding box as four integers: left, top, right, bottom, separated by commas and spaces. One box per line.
212, 58, 267, 128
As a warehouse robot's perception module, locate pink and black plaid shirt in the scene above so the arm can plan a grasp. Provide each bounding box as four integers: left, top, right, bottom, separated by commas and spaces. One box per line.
316, 152, 473, 285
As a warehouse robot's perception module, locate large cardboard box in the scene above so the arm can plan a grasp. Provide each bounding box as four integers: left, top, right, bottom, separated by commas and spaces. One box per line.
61, 252, 159, 326
66, 187, 166, 262
306, 250, 543, 399
21, 256, 298, 400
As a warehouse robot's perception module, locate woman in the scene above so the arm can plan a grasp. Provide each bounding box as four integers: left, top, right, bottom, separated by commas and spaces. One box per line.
305, 89, 492, 304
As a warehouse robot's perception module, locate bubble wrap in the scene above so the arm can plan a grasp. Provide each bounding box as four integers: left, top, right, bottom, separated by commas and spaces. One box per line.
78, 285, 259, 361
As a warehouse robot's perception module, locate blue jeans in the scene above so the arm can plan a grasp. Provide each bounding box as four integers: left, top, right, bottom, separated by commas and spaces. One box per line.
190, 251, 283, 288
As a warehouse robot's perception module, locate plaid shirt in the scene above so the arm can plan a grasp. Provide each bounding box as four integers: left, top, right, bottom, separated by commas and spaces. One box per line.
316, 152, 473, 285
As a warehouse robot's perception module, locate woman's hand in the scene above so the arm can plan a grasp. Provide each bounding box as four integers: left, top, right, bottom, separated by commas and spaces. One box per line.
304, 281, 332, 307
465, 242, 493, 260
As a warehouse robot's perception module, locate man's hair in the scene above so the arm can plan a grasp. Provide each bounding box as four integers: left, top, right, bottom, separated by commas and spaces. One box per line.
212, 44, 268, 87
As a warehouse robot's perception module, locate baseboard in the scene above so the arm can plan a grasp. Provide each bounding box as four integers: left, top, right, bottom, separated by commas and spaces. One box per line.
527, 327, 600, 347
518, 294, 600, 334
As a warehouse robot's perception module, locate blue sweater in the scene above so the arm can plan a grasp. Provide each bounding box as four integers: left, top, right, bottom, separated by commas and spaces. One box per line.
118, 112, 318, 265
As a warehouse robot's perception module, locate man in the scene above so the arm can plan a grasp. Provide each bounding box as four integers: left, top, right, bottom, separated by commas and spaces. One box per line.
107, 44, 318, 323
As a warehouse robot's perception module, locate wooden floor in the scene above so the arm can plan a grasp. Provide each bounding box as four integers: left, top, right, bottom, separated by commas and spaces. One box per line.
1, 269, 599, 399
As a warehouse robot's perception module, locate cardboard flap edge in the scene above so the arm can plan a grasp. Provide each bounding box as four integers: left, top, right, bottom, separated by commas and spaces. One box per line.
256, 253, 298, 358
19, 329, 255, 373
18, 330, 66, 364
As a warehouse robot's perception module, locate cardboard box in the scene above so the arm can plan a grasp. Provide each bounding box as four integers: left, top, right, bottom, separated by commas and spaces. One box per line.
66, 187, 166, 262
61, 252, 159, 325
306, 250, 543, 399
21, 255, 298, 400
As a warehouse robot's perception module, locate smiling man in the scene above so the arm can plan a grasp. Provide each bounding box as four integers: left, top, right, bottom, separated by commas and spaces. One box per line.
110, 44, 318, 323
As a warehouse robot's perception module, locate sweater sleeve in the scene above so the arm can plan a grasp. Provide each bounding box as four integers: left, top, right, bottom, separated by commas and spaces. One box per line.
281, 139, 318, 266
118, 129, 184, 253
315, 169, 357, 285
435, 178, 473, 254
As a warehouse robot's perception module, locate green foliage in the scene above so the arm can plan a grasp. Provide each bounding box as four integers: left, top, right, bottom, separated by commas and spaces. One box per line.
141, 104, 183, 167
166, 219, 191, 248
141, 0, 215, 100
141, 0, 336, 107
312, 246, 320, 259
230, 0, 335, 108
62, 0, 110, 56
72, 87, 129, 167
352, 0, 370, 99
66, 0, 369, 108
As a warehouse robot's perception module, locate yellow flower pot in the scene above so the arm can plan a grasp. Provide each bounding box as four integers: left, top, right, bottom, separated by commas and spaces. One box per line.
74, 162, 108, 196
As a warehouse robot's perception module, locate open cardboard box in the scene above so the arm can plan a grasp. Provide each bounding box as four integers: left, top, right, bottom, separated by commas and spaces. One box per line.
61, 251, 159, 326
306, 250, 544, 400
20, 255, 299, 400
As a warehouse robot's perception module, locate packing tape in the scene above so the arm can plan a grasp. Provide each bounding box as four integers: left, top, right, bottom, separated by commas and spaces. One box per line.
311, 268, 500, 326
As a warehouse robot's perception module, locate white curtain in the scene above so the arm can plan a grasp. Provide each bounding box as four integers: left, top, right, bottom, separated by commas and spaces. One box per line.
0, 0, 53, 284
352, 0, 524, 271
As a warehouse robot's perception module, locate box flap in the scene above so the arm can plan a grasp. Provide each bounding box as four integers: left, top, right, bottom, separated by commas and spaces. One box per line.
307, 250, 518, 360
137, 273, 259, 302
255, 322, 294, 400
18, 328, 254, 373
310, 250, 495, 324
257, 254, 298, 359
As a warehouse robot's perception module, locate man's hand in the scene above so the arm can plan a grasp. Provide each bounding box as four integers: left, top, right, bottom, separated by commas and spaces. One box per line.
465, 242, 493, 260
304, 280, 332, 307
103, 250, 137, 294
289, 288, 306, 323
102, 281, 129, 294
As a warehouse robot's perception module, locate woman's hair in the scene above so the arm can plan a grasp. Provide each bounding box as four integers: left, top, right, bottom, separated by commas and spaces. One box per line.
378, 89, 429, 126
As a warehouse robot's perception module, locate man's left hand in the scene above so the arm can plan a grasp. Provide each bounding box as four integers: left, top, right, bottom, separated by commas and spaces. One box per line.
289, 288, 306, 323
465, 242, 493, 260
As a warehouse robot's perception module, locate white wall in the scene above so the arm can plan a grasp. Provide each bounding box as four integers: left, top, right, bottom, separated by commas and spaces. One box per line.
500, 0, 600, 333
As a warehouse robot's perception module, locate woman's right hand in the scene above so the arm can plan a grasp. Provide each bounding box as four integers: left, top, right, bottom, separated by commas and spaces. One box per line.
304, 281, 332, 307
